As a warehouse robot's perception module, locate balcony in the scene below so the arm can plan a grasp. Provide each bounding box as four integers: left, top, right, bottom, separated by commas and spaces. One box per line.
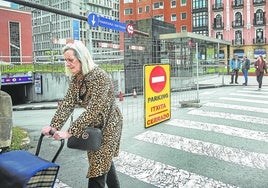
253, 18, 266, 26
232, 39, 245, 46
253, 0, 266, 6
253, 37, 267, 44
232, 1, 244, 8
212, 22, 224, 30
212, 3, 224, 11
232, 20, 244, 28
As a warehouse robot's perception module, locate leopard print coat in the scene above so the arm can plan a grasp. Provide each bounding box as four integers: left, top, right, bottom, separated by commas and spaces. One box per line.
50, 66, 123, 178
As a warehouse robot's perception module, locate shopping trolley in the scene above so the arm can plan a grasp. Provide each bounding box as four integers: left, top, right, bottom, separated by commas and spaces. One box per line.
0, 131, 64, 188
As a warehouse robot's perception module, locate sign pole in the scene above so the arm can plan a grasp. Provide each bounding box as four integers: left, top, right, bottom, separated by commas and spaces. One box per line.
195, 42, 200, 102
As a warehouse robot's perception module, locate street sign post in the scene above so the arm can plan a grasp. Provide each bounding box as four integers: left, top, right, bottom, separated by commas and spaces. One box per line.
144, 64, 171, 128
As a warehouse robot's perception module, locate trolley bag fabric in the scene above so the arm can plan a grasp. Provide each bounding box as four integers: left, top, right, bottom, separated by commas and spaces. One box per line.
0, 150, 59, 188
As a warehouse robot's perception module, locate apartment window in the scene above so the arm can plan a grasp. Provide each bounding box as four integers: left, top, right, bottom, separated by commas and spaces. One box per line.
124, 8, 133, 15
171, 0, 176, 8
256, 28, 264, 41
181, 12, 187, 20
192, 0, 207, 9
153, 2, 164, 9
154, 15, 164, 21
181, 0, 186, 6
181, 26, 187, 31
9, 21, 21, 63
234, 12, 242, 26
145, 5, 150, 13
171, 14, 177, 21
138, 7, 142, 14
255, 9, 264, 24
235, 30, 242, 44
216, 32, 223, 39
193, 12, 208, 27
124, 0, 133, 3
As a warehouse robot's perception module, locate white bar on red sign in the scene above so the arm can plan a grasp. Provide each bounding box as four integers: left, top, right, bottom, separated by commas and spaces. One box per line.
152, 76, 165, 83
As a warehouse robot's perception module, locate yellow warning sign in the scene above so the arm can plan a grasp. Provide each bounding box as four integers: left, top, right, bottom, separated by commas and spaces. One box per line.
144, 64, 170, 128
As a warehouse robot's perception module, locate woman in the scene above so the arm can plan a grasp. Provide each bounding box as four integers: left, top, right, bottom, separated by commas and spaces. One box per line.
42, 41, 123, 188
254, 55, 267, 90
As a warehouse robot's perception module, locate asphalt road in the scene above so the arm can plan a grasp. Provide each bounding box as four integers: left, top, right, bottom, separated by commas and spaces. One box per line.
13, 85, 268, 188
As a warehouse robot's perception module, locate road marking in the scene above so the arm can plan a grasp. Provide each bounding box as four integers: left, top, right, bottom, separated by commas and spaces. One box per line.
114, 151, 239, 188
134, 130, 268, 170
230, 93, 268, 99
219, 97, 268, 105
166, 119, 268, 142
204, 102, 268, 114
188, 109, 268, 125
237, 90, 268, 94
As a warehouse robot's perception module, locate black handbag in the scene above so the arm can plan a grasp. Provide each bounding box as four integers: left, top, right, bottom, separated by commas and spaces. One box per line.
67, 127, 103, 151
67, 104, 113, 152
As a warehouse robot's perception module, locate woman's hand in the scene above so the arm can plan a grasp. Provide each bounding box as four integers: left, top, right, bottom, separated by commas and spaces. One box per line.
53, 130, 72, 141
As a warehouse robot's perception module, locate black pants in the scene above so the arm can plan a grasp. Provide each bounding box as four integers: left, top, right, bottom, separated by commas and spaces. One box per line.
231, 69, 239, 83
88, 161, 120, 188
257, 71, 264, 88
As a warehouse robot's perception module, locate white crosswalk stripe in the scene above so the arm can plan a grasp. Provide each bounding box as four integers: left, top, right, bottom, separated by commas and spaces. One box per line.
220, 97, 268, 104
166, 119, 268, 142
203, 102, 268, 114
134, 130, 268, 170
114, 151, 239, 188
188, 109, 268, 125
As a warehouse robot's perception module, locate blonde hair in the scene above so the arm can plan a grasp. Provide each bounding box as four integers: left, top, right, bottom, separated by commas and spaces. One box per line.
63, 40, 97, 76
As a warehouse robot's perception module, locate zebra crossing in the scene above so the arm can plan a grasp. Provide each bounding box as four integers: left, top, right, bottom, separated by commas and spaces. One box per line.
114, 86, 268, 188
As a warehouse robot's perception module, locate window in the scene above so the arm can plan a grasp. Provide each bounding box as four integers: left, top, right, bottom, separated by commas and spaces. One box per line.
124, 8, 133, 15
256, 28, 264, 41
138, 7, 142, 14
193, 12, 208, 27
153, 2, 164, 9
145, 5, 150, 13
255, 9, 264, 24
181, 0, 186, 6
9, 21, 21, 63
171, 0, 176, 8
181, 26, 187, 31
181, 12, 186, 20
154, 15, 164, 21
171, 14, 177, 21
124, 0, 133, 3
192, 0, 207, 9
216, 32, 223, 39
235, 30, 242, 44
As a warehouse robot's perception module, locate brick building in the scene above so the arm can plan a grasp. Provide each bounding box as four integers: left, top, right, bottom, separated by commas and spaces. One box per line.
0, 6, 33, 64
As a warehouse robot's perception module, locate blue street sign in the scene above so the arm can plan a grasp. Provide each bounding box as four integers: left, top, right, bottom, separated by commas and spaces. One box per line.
98, 16, 126, 33
87, 13, 126, 33
87, 13, 99, 27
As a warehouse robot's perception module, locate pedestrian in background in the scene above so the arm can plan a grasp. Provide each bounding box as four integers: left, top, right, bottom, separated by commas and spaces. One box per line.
254, 55, 267, 90
241, 55, 250, 86
42, 40, 123, 188
229, 54, 242, 84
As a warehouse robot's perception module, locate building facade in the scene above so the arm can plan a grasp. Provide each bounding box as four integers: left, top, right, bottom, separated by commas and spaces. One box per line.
0, 6, 33, 64
20, 0, 121, 63
120, 0, 192, 33
194, 0, 267, 61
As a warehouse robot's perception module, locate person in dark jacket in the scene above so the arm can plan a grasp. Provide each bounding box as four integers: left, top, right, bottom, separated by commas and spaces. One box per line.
241, 55, 250, 86
42, 41, 123, 188
254, 55, 267, 90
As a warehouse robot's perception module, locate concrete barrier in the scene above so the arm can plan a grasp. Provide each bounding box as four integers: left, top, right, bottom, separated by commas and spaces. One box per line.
0, 90, 13, 149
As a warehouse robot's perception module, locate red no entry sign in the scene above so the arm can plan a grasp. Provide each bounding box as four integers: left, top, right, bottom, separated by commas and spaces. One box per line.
149, 66, 166, 93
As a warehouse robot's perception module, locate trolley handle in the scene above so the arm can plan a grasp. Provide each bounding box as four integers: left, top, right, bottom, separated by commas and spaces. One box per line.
35, 130, 65, 163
